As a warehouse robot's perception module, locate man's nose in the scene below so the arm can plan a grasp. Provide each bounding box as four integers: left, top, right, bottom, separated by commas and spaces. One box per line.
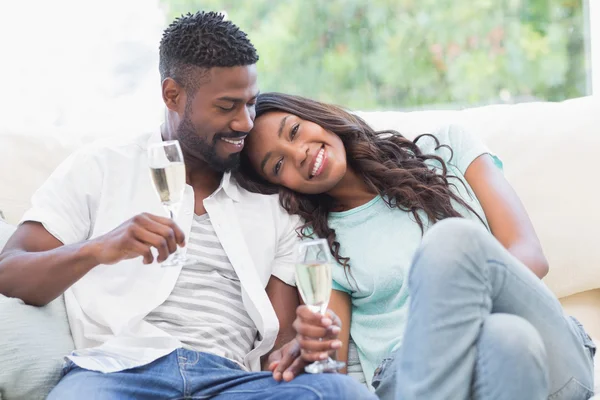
231, 106, 253, 133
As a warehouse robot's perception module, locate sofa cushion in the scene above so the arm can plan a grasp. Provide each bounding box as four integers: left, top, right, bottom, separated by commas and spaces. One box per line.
358, 96, 600, 299
0, 220, 15, 252
0, 295, 74, 400
0, 222, 75, 400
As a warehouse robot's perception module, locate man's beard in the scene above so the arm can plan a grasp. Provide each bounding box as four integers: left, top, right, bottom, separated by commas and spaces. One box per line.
176, 116, 241, 173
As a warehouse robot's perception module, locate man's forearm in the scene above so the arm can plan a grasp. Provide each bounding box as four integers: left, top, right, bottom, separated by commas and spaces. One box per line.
0, 241, 99, 306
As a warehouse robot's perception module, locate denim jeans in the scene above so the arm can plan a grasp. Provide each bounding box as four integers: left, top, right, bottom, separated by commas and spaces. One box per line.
47, 348, 376, 400
373, 218, 595, 400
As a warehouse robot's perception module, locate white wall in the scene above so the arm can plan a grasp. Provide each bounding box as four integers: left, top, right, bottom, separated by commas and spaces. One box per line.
0, 0, 166, 136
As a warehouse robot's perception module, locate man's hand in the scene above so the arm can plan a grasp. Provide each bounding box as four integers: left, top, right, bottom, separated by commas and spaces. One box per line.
268, 306, 343, 382
266, 338, 304, 382
88, 213, 186, 265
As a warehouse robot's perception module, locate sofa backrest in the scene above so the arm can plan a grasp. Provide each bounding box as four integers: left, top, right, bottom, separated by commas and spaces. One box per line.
357, 96, 600, 299
1, 96, 599, 299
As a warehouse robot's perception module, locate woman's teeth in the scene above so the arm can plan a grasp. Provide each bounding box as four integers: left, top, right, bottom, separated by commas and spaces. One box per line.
311, 147, 325, 177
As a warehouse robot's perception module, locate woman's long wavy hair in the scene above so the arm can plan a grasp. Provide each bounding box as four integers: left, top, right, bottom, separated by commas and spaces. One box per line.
237, 92, 480, 276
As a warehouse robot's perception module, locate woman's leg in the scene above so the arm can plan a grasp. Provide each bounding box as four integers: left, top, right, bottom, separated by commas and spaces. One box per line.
472, 313, 548, 399
393, 218, 594, 400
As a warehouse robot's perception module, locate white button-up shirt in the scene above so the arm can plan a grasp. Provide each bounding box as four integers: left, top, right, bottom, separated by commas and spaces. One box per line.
21, 131, 301, 373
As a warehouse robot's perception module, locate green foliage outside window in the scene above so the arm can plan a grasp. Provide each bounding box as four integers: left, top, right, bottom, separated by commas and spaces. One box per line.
161, 0, 589, 110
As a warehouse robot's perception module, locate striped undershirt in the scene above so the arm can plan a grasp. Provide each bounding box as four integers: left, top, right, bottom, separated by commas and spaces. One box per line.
145, 213, 257, 367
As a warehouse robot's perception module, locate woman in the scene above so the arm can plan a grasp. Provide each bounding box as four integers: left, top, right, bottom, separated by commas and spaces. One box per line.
237, 92, 595, 400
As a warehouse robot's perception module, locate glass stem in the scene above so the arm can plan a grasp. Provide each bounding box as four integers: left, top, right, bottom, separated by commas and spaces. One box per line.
165, 204, 182, 257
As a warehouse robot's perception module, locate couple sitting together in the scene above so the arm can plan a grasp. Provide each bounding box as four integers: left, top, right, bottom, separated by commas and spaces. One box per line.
0, 11, 595, 400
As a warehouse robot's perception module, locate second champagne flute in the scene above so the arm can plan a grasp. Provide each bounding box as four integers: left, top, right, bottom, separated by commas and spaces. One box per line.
295, 238, 346, 374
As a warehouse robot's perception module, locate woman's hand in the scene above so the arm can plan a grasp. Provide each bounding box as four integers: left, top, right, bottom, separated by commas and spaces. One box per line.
267, 305, 343, 381
293, 305, 343, 363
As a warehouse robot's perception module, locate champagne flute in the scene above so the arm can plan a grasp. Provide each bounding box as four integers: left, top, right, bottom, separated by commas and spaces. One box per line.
295, 239, 346, 373
147, 140, 191, 267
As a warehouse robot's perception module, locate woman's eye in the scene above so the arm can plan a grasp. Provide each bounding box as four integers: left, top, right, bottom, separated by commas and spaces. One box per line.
274, 159, 283, 175
290, 124, 299, 140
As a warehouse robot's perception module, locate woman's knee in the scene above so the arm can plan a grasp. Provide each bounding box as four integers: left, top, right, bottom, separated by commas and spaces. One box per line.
420, 218, 487, 253
478, 313, 547, 368
409, 218, 488, 284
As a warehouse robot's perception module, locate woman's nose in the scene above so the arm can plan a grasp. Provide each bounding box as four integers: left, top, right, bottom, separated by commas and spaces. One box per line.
292, 145, 308, 168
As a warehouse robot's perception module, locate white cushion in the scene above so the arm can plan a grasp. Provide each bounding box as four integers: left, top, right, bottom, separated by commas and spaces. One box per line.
0, 220, 15, 252
0, 131, 96, 225
0, 221, 75, 399
358, 95, 600, 299
0, 295, 74, 400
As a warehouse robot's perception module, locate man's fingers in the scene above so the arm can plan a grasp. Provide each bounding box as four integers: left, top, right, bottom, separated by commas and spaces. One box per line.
268, 360, 279, 372
272, 342, 300, 381
144, 213, 186, 245
130, 241, 154, 264
133, 229, 172, 262
282, 357, 309, 382
135, 218, 179, 254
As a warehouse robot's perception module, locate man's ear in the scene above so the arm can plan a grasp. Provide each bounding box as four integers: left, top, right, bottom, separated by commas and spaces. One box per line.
162, 78, 186, 113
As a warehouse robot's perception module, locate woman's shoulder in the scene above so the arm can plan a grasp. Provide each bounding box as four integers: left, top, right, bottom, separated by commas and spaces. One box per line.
414, 124, 501, 174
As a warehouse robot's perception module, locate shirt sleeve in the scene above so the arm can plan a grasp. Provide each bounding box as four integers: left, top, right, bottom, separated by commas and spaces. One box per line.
332, 279, 352, 294
19, 148, 101, 245
418, 124, 503, 175
271, 209, 303, 287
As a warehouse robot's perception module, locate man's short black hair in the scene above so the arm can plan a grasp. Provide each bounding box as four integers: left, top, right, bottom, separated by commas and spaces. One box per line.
159, 11, 259, 93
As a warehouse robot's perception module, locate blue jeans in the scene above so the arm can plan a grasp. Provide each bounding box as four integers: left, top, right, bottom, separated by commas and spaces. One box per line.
373, 218, 595, 400
48, 348, 376, 400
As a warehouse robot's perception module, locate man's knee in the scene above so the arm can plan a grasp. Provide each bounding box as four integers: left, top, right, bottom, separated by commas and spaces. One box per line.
293, 373, 376, 400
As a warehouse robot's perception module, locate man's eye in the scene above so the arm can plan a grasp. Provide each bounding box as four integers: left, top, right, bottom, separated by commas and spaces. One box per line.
274, 159, 283, 175
290, 124, 299, 140
218, 105, 234, 112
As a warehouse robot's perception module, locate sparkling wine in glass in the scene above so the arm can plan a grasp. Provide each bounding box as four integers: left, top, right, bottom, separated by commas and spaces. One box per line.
295, 239, 346, 374
147, 140, 191, 267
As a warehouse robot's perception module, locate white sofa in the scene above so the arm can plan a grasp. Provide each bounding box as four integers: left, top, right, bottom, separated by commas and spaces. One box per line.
1, 95, 599, 396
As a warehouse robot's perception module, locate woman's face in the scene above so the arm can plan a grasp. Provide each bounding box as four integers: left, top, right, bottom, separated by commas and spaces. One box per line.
245, 111, 347, 194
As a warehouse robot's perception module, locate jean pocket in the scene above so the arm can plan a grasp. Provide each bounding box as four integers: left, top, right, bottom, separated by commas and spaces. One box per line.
60, 358, 77, 378
371, 357, 393, 390
569, 316, 597, 359
549, 377, 594, 400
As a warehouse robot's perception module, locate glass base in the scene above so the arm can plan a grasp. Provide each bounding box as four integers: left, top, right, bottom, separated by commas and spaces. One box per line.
304, 358, 346, 374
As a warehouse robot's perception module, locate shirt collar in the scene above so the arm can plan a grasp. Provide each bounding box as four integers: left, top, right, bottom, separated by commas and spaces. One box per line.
148, 129, 241, 203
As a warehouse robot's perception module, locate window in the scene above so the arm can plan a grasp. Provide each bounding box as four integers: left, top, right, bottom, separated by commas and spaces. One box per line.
164, 0, 593, 110
0, 0, 593, 135
589, 0, 599, 94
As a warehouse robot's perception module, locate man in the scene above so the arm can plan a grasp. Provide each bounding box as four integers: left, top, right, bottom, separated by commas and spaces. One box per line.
0, 11, 374, 399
